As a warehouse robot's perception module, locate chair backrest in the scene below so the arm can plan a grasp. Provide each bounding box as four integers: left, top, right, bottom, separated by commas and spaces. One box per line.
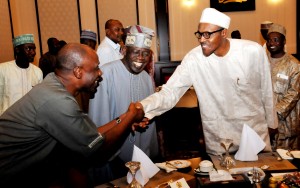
154, 61, 181, 86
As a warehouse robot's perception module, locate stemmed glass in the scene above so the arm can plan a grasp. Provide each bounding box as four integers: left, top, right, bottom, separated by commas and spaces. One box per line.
220, 138, 236, 169
125, 161, 143, 188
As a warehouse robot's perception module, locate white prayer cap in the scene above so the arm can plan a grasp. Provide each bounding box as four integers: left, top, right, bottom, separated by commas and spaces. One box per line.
125, 25, 154, 49
200, 8, 230, 29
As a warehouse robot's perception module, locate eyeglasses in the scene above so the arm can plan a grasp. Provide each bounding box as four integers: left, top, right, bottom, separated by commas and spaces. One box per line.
194, 28, 224, 39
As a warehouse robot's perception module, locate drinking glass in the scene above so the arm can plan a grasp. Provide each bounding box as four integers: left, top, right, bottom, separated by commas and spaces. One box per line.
219, 138, 236, 169
125, 161, 143, 188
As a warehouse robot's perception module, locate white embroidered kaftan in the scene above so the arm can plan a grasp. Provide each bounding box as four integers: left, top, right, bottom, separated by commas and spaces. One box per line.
0, 60, 43, 115
141, 39, 275, 155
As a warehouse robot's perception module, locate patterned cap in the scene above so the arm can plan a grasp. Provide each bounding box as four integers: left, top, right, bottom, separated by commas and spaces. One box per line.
125, 25, 154, 49
268, 23, 286, 37
13, 34, 34, 47
80, 30, 97, 42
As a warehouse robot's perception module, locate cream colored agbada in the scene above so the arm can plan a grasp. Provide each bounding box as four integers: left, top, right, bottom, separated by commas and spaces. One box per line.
141, 39, 275, 155
0, 60, 43, 115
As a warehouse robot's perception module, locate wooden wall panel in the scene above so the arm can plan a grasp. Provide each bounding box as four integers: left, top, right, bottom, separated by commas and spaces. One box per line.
0, 0, 14, 63
36, 0, 80, 54
96, 0, 137, 41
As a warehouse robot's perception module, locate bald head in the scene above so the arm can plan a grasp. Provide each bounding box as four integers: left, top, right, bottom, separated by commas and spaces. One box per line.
105, 19, 121, 29
55, 43, 101, 97
104, 19, 124, 43
56, 43, 95, 72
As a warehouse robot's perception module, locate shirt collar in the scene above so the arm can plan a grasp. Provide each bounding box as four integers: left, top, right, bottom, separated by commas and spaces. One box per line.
104, 36, 120, 51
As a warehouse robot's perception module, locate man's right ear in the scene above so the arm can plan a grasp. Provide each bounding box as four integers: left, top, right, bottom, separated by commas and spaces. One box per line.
73, 66, 82, 79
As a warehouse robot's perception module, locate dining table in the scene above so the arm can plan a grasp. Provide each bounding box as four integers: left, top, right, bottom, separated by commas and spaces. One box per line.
95, 152, 300, 188
95, 157, 200, 188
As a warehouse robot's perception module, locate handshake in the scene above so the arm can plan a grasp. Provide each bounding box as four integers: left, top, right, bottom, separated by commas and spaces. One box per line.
128, 102, 150, 131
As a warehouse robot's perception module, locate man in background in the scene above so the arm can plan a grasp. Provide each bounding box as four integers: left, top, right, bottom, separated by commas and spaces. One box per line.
137, 8, 276, 156
97, 19, 124, 66
77, 30, 98, 113
89, 25, 159, 185
80, 30, 97, 50
260, 21, 273, 49
0, 34, 43, 115
231, 30, 241, 39
267, 24, 300, 150
39, 37, 61, 78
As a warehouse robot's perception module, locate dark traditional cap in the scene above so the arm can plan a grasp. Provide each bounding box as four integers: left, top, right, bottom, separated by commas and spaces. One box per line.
80, 30, 97, 42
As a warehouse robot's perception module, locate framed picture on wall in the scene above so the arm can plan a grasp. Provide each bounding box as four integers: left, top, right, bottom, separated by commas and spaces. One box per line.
210, 0, 255, 12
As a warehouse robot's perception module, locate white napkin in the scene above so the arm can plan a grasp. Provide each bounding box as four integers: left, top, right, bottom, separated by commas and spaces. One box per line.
276, 149, 293, 160
234, 124, 266, 161
209, 170, 234, 182
127, 145, 160, 186
155, 162, 177, 173
169, 178, 190, 188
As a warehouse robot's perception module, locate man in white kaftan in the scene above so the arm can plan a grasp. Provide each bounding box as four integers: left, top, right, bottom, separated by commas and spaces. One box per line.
0, 34, 43, 115
138, 8, 276, 155
97, 19, 124, 67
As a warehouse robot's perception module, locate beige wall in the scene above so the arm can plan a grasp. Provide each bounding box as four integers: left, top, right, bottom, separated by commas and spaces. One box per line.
9, 0, 40, 65
0, 0, 14, 62
79, 0, 97, 34
1, 0, 297, 64
169, 0, 297, 61
37, 0, 81, 54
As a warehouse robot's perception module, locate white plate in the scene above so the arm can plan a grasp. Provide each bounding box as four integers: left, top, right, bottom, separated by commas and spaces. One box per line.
167, 160, 191, 169
290, 151, 300, 158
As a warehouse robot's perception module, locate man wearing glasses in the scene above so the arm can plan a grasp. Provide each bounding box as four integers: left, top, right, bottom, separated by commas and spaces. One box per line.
0, 34, 43, 115
137, 8, 276, 156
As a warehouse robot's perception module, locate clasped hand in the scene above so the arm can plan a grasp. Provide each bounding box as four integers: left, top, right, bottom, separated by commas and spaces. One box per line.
129, 102, 150, 131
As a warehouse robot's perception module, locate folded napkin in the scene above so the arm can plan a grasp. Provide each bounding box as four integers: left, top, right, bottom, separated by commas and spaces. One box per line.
209, 170, 234, 182
234, 124, 266, 161
127, 145, 160, 186
169, 178, 190, 188
276, 149, 293, 160
155, 162, 177, 173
